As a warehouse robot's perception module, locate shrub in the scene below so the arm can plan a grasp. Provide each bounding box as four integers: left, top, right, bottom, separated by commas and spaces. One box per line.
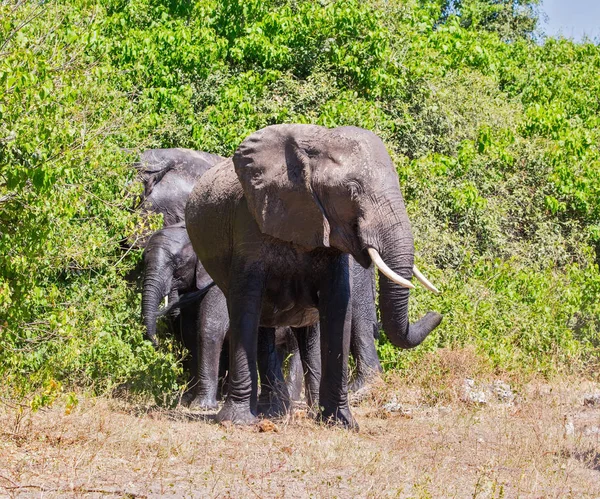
1, 0, 598, 403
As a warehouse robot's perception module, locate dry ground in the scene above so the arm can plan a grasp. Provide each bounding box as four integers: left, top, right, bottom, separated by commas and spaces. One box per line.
1, 354, 599, 498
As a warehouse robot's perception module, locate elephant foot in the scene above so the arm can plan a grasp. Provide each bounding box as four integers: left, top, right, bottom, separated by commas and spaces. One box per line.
180, 389, 217, 410
179, 390, 197, 408
348, 376, 368, 393
348, 371, 381, 393
216, 400, 258, 425
187, 394, 219, 411
257, 391, 291, 418
318, 405, 359, 431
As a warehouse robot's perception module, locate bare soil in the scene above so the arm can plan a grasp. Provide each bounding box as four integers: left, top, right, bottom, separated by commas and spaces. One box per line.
1, 360, 599, 498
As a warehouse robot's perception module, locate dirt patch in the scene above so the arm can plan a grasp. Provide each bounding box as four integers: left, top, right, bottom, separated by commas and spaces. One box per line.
1, 377, 599, 498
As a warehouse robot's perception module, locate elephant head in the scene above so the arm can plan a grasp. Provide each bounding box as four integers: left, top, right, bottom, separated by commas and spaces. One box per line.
133, 149, 224, 246
141, 223, 211, 346
233, 124, 441, 349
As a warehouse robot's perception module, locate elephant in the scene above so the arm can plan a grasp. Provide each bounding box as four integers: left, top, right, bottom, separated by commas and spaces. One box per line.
133, 147, 232, 404
133, 148, 224, 245
125, 148, 224, 283
137, 149, 382, 412
185, 124, 442, 429
141, 222, 214, 346
141, 222, 229, 407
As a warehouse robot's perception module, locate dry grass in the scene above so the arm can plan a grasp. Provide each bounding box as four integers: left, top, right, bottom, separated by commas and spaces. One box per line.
1, 351, 599, 498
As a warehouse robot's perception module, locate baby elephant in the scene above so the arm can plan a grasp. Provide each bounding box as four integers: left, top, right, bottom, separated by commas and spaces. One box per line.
142, 223, 227, 407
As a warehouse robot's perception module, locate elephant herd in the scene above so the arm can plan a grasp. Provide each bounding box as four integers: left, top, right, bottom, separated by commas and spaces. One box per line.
135, 125, 442, 430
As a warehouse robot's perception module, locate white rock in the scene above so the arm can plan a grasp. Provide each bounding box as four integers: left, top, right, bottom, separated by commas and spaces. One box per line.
383, 400, 412, 415
492, 380, 514, 402
564, 417, 575, 436
462, 378, 488, 405
583, 393, 600, 407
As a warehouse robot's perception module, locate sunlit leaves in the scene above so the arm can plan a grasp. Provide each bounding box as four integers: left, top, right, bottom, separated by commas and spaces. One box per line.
1, 0, 599, 399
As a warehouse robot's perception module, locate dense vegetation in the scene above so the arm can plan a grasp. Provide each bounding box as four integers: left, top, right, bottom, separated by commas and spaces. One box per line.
1, 0, 599, 402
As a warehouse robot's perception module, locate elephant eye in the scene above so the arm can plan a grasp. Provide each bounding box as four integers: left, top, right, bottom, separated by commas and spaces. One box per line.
346, 180, 363, 202
304, 146, 319, 158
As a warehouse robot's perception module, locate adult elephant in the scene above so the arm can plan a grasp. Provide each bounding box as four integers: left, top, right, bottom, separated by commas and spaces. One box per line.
185, 124, 442, 429
125, 148, 224, 282
138, 149, 382, 410
135, 149, 235, 407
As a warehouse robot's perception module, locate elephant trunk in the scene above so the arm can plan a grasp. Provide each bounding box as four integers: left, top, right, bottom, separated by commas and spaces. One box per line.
142, 272, 170, 347
373, 202, 442, 349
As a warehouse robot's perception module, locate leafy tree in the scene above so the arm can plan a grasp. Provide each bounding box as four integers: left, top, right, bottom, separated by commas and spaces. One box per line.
1, 0, 598, 405
432, 0, 540, 39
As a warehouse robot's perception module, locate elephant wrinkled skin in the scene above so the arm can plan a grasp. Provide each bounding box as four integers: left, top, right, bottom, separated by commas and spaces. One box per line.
136, 148, 224, 227
186, 124, 443, 429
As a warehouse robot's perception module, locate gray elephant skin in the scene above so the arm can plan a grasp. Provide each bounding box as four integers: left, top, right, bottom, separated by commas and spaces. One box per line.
186, 124, 443, 429
138, 147, 384, 413
136, 148, 224, 230
142, 223, 229, 408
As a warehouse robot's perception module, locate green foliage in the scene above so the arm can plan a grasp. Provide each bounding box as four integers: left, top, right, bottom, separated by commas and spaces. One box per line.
1, 0, 599, 403
440, 0, 540, 40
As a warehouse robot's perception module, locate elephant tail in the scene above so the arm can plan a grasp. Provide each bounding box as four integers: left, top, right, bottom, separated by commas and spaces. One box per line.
157, 282, 216, 317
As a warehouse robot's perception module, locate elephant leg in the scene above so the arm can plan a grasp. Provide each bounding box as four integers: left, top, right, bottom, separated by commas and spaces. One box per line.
282, 330, 303, 403
218, 337, 229, 400
349, 319, 382, 393
292, 324, 321, 410
187, 287, 229, 410
216, 267, 264, 425
349, 305, 382, 393
179, 302, 201, 407
174, 291, 193, 379
257, 327, 291, 417
318, 254, 357, 429
286, 351, 304, 403
349, 262, 382, 392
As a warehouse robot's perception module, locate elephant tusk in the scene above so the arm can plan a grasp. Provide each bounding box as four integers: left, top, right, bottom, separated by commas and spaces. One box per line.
412, 265, 441, 294
367, 248, 415, 289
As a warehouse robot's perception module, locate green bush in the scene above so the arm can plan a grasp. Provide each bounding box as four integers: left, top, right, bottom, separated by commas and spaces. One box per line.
1, 0, 598, 404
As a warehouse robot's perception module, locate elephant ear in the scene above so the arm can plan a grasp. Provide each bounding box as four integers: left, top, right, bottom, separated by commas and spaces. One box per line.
233, 124, 331, 249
